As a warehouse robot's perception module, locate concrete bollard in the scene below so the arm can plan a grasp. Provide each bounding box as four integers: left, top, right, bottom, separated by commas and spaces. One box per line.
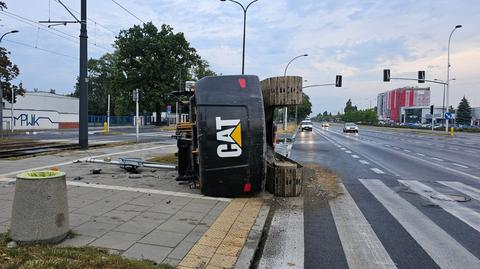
10, 171, 69, 244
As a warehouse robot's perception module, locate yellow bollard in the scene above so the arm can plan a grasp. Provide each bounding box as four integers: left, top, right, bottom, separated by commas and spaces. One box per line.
104, 122, 108, 134
450, 127, 454, 137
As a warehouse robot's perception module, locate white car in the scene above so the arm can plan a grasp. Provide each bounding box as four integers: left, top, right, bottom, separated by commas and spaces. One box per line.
300, 120, 313, 132
321, 122, 330, 127
343, 122, 359, 133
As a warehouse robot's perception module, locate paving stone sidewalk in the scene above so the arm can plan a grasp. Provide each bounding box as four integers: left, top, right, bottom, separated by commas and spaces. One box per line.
0, 143, 269, 268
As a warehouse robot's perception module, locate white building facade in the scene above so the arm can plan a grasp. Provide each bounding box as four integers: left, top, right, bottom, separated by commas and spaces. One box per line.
1, 91, 79, 130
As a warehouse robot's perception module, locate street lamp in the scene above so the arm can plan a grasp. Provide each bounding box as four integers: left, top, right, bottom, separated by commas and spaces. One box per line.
0, 30, 19, 137
220, 0, 259, 75
445, 24, 462, 132
283, 54, 308, 130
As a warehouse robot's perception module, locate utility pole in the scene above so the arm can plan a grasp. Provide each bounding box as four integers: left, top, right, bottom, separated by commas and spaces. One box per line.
79, 0, 88, 149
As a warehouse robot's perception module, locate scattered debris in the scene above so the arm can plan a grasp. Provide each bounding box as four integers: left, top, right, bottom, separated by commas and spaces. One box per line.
73, 160, 82, 163
6, 241, 17, 249
91, 169, 102, 174
166, 200, 171, 204
73, 176, 83, 181
128, 174, 143, 179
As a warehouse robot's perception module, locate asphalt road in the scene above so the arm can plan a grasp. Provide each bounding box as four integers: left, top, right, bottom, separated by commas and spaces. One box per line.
8, 126, 176, 144
262, 123, 480, 269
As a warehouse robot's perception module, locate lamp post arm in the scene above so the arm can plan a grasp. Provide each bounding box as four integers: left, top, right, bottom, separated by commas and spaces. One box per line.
284, 55, 305, 77
389, 77, 448, 85
227, 0, 246, 11
245, 0, 259, 11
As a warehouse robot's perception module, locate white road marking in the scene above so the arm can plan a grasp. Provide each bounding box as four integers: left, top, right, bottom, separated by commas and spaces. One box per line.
351, 155, 360, 159
399, 180, 480, 233
438, 181, 480, 202
415, 153, 426, 157
404, 149, 411, 153
67, 181, 230, 202
370, 168, 385, 174
330, 183, 397, 269
359, 160, 370, 165
341, 148, 347, 150
345, 150, 352, 154
258, 197, 304, 269
360, 179, 480, 269
393, 147, 400, 150
431, 157, 443, 162
453, 163, 469, 169
0, 144, 176, 178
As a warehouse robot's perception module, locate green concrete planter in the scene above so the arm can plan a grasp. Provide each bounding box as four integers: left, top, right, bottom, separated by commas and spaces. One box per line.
10, 170, 69, 244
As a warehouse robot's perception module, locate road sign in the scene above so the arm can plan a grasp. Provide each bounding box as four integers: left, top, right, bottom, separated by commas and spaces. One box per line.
445, 112, 453, 119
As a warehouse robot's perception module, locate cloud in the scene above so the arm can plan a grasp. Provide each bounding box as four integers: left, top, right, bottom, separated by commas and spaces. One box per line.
2, 0, 480, 115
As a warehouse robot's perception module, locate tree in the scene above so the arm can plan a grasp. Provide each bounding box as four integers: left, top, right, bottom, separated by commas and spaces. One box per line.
456, 96, 472, 125
192, 59, 216, 80
114, 22, 202, 122
344, 99, 357, 113
70, 53, 118, 115
288, 93, 312, 122
0, 27, 26, 104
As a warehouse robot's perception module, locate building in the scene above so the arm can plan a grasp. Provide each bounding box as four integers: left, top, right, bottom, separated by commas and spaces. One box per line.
377, 87, 431, 123
401, 106, 446, 124
1, 90, 79, 130
472, 107, 480, 127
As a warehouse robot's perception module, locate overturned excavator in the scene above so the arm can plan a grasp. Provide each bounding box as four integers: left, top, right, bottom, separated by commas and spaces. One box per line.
174, 75, 303, 197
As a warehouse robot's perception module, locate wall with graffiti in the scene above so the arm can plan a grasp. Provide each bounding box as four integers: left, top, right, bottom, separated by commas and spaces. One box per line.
1, 91, 78, 130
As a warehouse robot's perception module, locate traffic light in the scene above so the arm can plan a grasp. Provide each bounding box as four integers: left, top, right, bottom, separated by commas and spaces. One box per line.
430, 105, 434, 115
383, 69, 390, 82
418, 71, 425, 83
335, 75, 342, 87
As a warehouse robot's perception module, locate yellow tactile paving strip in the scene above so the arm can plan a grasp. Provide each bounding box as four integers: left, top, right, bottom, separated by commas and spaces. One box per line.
178, 197, 264, 269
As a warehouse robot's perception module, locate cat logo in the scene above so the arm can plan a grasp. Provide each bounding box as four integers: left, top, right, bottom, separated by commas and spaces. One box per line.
216, 117, 242, 158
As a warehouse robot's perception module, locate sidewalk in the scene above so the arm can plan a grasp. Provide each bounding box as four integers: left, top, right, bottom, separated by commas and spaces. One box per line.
0, 142, 270, 268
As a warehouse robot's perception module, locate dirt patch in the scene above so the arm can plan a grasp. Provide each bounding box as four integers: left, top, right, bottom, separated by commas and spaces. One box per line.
303, 163, 343, 200
147, 153, 177, 164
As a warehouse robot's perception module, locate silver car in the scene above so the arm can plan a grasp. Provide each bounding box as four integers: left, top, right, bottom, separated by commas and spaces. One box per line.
343, 122, 359, 133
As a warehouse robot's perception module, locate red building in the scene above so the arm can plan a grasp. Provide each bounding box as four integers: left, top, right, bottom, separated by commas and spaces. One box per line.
377, 87, 430, 123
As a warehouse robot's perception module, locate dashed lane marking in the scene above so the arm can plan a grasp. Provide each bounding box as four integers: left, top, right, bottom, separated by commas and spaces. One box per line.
453, 163, 469, 169
351, 155, 360, 159
359, 160, 370, 165
415, 153, 426, 157
345, 150, 352, 154
431, 157, 444, 162
370, 168, 385, 174
404, 149, 411, 153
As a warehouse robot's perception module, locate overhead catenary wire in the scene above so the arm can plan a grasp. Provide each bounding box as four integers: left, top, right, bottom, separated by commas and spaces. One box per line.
55, 0, 118, 35
0, 10, 113, 53
110, 0, 145, 24
4, 39, 78, 60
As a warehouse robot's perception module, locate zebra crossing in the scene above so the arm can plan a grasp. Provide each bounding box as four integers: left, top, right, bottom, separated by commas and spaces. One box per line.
331, 179, 480, 268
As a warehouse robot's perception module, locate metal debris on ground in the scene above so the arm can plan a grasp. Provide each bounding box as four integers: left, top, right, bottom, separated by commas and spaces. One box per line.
86, 157, 176, 172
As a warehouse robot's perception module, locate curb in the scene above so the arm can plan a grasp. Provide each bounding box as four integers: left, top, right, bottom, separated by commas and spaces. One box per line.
234, 202, 271, 269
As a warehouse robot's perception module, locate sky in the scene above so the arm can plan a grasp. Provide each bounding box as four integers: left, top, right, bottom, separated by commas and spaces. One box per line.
1, 0, 479, 116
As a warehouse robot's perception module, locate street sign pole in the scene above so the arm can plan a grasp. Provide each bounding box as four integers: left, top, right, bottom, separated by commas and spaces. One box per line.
0, 74, 3, 139
10, 88, 14, 132
135, 89, 139, 143
107, 94, 110, 133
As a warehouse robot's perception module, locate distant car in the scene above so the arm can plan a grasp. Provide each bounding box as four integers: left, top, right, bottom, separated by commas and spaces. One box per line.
300, 120, 313, 132
321, 122, 330, 127
343, 122, 359, 133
